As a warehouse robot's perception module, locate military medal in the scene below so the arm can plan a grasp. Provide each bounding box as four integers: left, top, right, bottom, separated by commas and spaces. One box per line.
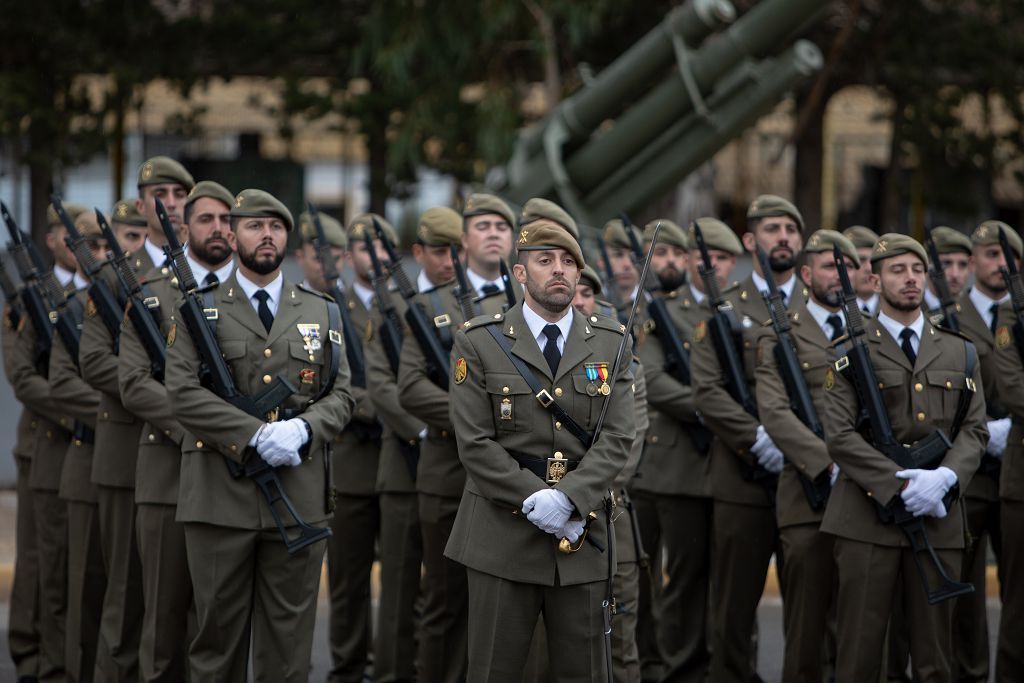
300, 368, 316, 384
595, 362, 611, 396
500, 398, 512, 421
297, 323, 322, 353
546, 452, 568, 484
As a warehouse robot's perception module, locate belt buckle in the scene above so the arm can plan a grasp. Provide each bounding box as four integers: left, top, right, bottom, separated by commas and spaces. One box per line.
434, 313, 451, 328
535, 389, 554, 407
834, 356, 850, 372
143, 296, 160, 309
546, 452, 568, 484
265, 407, 280, 423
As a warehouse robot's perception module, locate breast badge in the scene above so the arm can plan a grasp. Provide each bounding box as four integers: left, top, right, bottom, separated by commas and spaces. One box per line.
454, 357, 468, 384
824, 367, 835, 391
297, 323, 321, 353
585, 361, 611, 395
299, 368, 316, 384
996, 325, 1011, 349
500, 397, 512, 421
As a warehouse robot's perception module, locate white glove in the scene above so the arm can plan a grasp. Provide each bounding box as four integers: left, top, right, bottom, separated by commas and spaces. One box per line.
751, 425, 784, 474
895, 467, 957, 518
987, 418, 1011, 459
558, 520, 586, 543
751, 425, 773, 454
257, 419, 308, 468
829, 464, 840, 487
522, 489, 574, 535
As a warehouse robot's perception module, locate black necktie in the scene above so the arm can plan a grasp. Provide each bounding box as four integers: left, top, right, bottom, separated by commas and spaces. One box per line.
990, 303, 1000, 335
899, 327, 916, 366
780, 289, 789, 309
203, 272, 219, 288
254, 290, 274, 333
542, 324, 561, 375
826, 314, 844, 341
481, 283, 500, 296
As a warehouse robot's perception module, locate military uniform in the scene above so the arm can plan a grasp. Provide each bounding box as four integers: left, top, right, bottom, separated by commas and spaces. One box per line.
445, 300, 635, 681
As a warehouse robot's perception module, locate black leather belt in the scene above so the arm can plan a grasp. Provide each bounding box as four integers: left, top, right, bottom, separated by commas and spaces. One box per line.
510, 450, 580, 484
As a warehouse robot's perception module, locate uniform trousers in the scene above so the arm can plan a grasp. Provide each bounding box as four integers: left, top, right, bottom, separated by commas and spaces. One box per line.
327, 492, 381, 683
8, 455, 41, 679
778, 523, 835, 683
466, 567, 607, 683
708, 499, 778, 683
418, 492, 468, 683
952, 494, 999, 682
612, 561, 641, 683
65, 500, 105, 683
833, 537, 958, 683
184, 521, 326, 682
32, 488, 68, 683
997, 498, 1024, 681
93, 484, 143, 682
136, 502, 193, 683
376, 491, 423, 682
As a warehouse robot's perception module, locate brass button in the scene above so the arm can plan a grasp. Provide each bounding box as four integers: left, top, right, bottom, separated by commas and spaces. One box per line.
916, 412, 926, 422
165, 430, 171, 436
493, 314, 501, 319
161, 267, 169, 275
74, 439, 82, 447
46, 430, 52, 439
684, 341, 690, 350
801, 362, 810, 370
651, 435, 659, 444
263, 374, 272, 384
590, 316, 598, 323
148, 433, 156, 442
554, 387, 563, 397
866, 491, 874, 497
877, 383, 884, 389
309, 355, 316, 362
945, 380, 952, 389
59, 417, 66, 425
102, 412, 109, 419
230, 444, 237, 452
441, 430, 449, 438
800, 463, 807, 470
502, 386, 510, 395
914, 383, 923, 392
264, 348, 272, 358
744, 341, 751, 348
554, 451, 563, 459
555, 421, 562, 430
30, 420, 37, 428
196, 440, 204, 448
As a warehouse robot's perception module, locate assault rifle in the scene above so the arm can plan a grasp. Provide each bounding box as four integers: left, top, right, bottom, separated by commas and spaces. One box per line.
595, 233, 626, 315
363, 223, 405, 375
450, 245, 477, 322
997, 226, 1024, 366
923, 225, 960, 332
0, 256, 22, 330
833, 243, 973, 604
158, 197, 330, 553
497, 258, 517, 311
2, 202, 56, 371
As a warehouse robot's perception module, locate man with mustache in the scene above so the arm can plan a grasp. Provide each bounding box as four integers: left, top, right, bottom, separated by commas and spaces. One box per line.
446, 221, 634, 681
843, 225, 880, 316
397, 194, 512, 683
165, 188, 353, 681
922, 227, 971, 326
118, 180, 235, 681
691, 195, 805, 682
822, 234, 986, 681
600, 219, 642, 323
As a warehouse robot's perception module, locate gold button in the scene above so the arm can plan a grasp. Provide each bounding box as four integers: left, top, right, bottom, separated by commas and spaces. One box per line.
554, 451, 563, 458
866, 491, 873, 497
196, 440, 204, 448
554, 387, 563, 397
161, 267, 169, 275
914, 383, 923, 392
493, 314, 501, 319
59, 417, 66, 425
309, 355, 316, 362
441, 430, 449, 438
555, 421, 562, 430
30, 420, 37, 428
800, 463, 807, 470
801, 362, 810, 370
877, 383, 884, 389
263, 374, 272, 384
916, 412, 926, 422
651, 435, 659, 444
148, 434, 155, 442
945, 381, 952, 389
74, 439, 82, 447
502, 386, 510, 394
165, 430, 171, 436
744, 341, 751, 348
264, 349, 272, 358
102, 412, 109, 419
230, 444, 237, 452
590, 316, 598, 323
684, 341, 690, 350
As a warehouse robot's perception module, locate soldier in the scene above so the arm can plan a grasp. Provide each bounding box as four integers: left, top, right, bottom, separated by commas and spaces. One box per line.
520, 197, 581, 240
755, 230, 860, 683
82, 156, 193, 681
823, 233, 986, 681
397, 194, 512, 683
118, 180, 235, 682
445, 220, 635, 680
601, 219, 642, 317
109, 198, 148, 255
634, 217, 742, 683
8, 200, 88, 682
842, 225, 879, 316
691, 195, 805, 683
922, 226, 971, 321
165, 188, 354, 680
461, 192, 517, 300
575, 265, 616, 320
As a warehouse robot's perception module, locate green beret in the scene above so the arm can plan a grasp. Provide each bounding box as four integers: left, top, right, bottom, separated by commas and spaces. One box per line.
516, 220, 585, 269
299, 212, 346, 248
463, 193, 515, 229
186, 181, 234, 216
137, 156, 195, 190
929, 226, 972, 255
870, 233, 927, 266
230, 189, 294, 232
47, 202, 88, 228
747, 194, 804, 233
688, 217, 743, 255
842, 225, 878, 249
645, 219, 687, 250
111, 198, 146, 227
804, 229, 860, 268
578, 264, 603, 295
417, 207, 462, 247
348, 213, 399, 247
602, 219, 643, 250
972, 220, 1023, 259
520, 198, 579, 240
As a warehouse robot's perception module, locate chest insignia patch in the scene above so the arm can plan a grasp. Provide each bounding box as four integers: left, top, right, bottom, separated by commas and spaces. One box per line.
454, 357, 468, 384
166, 323, 176, 348
86, 297, 97, 318
824, 367, 835, 391
300, 368, 316, 384
996, 325, 1011, 349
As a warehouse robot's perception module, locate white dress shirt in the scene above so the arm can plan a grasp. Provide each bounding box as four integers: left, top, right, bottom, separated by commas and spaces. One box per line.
187, 254, 234, 287
521, 301, 573, 355
877, 310, 924, 356
751, 271, 798, 302
969, 286, 1008, 331
857, 293, 879, 315
805, 298, 845, 340
143, 238, 166, 269
236, 270, 284, 317
53, 264, 74, 287
352, 280, 375, 312
467, 268, 503, 297
416, 269, 434, 293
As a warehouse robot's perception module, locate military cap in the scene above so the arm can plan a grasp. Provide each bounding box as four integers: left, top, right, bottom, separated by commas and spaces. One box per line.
137, 156, 195, 190
804, 229, 861, 268
348, 213, 399, 247
298, 211, 346, 248
520, 198, 579, 240
747, 194, 804, 233
843, 225, 878, 249
186, 181, 235, 216
46, 202, 88, 228
645, 219, 687, 250
230, 189, 294, 232
602, 219, 643, 250
417, 207, 463, 246
463, 193, 515, 229
74, 210, 104, 239
688, 217, 743, 255
929, 226, 972, 255
111, 198, 146, 227
870, 233, 927, 266
972, 220, 1023, 258
516, 220, 585, 269
578, 264, 603, 295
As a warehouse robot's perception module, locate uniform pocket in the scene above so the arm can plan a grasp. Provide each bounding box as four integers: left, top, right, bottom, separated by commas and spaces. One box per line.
289, 340, 324, 396
484, 372, 533, 432
925, 370, 970, 427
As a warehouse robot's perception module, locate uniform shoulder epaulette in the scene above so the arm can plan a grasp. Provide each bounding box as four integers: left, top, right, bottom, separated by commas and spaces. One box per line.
829, 333, 850, 348
463, 311, 504, 331
141, 268, 171, 284
933, 324, 974, 343
296, 282, 335, 302
587, 313, 626, 335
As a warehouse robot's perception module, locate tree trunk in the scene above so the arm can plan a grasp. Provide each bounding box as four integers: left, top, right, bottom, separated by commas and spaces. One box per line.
110, 81, 127, 207
793, 87, 825, 231
366, 114, 388, 216
880, 98, 905, 232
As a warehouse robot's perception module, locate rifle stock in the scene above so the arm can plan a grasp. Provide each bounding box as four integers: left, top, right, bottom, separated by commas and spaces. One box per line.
450, 245, 477, 322
923, 225, 960, 332
363, 223, 405, 375
2, 202, 54, 370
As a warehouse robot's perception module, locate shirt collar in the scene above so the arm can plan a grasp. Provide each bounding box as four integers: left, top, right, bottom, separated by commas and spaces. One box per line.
521, 300, 573, 346
805, 297, 844, 337
352, 280, 375, 311
467, 267, 501, 297
877, 309, 924, 345
857, 293, 878, 313
690, 283, 706, 305
235, 269, 284, 306
143, 238, 166, 269
751, 271, 797, 301
416, 269, 436, 293
73, 272, 89, 290
186, 253, 234, 286
53, 264, 74, 287
923, 288, 941, 311
969, 286, 1008, 318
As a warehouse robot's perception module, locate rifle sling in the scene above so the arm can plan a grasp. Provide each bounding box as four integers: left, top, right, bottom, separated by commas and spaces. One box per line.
427, 288, 453, 351
311, 299, 342, 404
484, 325, 593, 450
